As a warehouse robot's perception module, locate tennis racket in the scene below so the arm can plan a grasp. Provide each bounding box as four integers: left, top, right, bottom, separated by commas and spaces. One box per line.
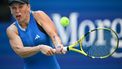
63, 28, 119, 59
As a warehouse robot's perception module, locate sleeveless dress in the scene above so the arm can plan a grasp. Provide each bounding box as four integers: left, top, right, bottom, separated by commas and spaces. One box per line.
14, 12, 60, 69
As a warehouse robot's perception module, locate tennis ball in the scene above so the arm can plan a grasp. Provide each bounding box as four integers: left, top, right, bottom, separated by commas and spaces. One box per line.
60, 17, 70, 27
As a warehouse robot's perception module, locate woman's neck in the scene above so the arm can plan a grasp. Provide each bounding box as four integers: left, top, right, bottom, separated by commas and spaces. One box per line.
19, 13, 30, 29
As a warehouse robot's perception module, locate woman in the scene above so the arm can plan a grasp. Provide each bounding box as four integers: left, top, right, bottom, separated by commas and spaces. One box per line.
7, 0, 65, 69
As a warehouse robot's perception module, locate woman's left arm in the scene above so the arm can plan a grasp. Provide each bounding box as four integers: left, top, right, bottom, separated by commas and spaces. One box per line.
33, 11, 65, 54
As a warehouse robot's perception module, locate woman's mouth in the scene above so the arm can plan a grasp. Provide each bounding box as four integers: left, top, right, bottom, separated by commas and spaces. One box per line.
16, 15, 21, 20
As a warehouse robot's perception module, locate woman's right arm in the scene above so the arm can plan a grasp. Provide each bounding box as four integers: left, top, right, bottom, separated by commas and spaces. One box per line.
6, 24, 55, 58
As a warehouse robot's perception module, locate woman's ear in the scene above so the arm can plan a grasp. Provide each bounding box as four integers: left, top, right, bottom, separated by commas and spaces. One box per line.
27, 4, 31, 11
9, 7, 13, 15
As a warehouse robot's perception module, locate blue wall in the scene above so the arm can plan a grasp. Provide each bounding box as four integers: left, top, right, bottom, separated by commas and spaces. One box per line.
0, 0, 122, 69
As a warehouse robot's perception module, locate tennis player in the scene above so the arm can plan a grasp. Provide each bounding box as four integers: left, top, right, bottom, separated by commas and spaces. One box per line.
6, 0, 65, 69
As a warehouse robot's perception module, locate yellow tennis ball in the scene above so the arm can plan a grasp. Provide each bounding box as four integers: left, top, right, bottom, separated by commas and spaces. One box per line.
60, 17, 70, 27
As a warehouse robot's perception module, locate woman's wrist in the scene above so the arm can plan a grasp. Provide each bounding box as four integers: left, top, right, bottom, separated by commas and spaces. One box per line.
37, 45, 42, 51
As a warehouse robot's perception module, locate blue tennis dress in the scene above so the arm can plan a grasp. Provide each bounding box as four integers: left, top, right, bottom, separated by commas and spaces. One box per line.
14, 13, 60, 69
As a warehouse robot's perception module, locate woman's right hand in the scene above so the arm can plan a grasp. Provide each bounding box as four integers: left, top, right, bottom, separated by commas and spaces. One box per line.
39, 45, 55, 56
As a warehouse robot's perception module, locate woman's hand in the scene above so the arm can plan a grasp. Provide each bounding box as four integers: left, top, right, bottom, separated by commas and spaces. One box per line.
39, 45, 55, 56
55, 44, 66, 54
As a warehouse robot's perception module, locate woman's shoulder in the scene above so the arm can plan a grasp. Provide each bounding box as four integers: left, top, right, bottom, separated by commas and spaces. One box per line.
31, 10, 48, 18
6, 22, 18, 34
31, 10, 45, 14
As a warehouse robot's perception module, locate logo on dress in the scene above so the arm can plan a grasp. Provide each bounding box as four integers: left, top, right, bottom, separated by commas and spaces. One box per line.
35, 35, 40, 40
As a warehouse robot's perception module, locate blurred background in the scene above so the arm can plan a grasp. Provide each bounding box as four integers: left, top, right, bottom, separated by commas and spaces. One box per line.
0, 0, 122, 69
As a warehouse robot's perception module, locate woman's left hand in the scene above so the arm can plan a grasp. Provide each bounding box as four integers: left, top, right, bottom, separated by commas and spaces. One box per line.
55, 44, 66, 54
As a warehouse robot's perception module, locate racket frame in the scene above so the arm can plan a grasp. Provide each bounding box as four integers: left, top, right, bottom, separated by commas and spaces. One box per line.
65, 28, 119, 59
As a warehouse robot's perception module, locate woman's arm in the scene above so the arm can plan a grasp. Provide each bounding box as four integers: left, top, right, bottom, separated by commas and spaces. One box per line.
33, 11, 65, 54
6, 24, 55, 58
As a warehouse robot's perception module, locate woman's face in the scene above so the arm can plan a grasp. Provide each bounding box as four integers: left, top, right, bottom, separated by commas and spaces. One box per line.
9, 3, 30, 23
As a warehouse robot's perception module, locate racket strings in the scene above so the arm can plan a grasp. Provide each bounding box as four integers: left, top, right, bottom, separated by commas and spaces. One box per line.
81, 28, 118, 58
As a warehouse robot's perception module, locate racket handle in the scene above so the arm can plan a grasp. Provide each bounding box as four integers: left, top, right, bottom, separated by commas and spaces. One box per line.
53, 47, 68, 52
63, 47, 68, 51
53, 47, 67, 54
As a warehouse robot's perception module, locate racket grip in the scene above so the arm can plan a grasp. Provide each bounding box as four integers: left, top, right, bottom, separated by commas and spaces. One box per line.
63, 47, 68, 51
53, 47, 67, 54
